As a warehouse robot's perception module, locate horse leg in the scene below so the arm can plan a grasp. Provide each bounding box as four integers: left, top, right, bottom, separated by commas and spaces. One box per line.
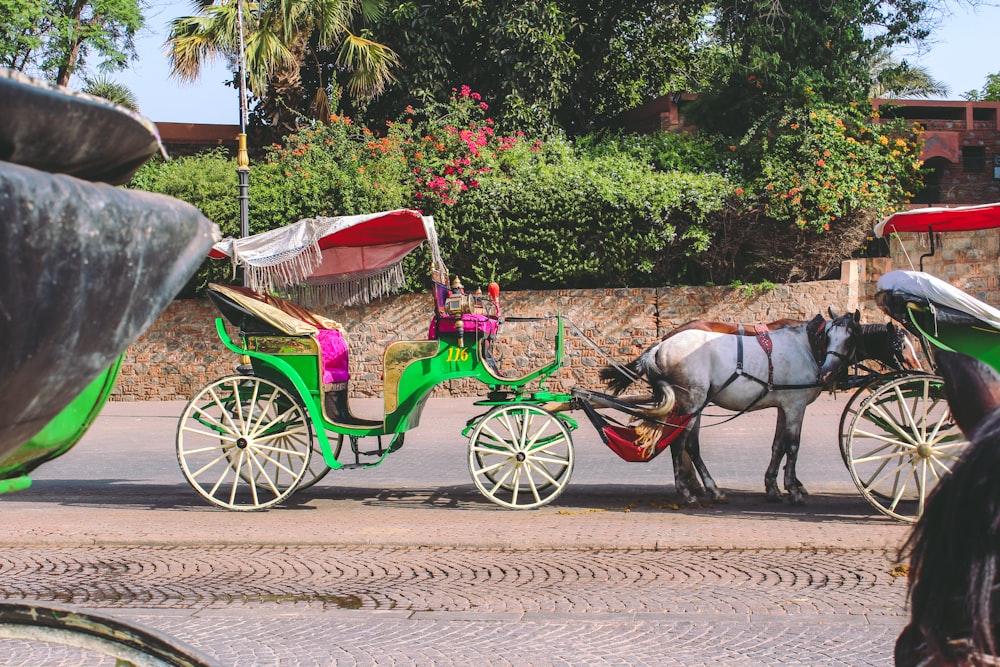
670, 432, 698, 505
677, 449, 705, 497
764, 410, 787, 502
684, 416, 726, 502
782, 411, 807, 505
773, 432, 809, 497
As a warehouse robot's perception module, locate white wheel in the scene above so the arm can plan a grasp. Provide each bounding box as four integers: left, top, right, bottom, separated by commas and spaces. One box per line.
0, 602, 217, 666
177, 376, 313, 510
468, 404, 574, 509
838, 370, 916, 465
843, 373, 969, 522
233, 429, 338, 493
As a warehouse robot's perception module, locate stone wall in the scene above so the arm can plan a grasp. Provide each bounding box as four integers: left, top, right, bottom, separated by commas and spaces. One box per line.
113, 272, 860, 401
885, 226, 1000, 304
114, 239, 997, 403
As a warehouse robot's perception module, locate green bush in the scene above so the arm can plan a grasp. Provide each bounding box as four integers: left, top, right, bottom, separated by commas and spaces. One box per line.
128, 93, 922, 294
433, 137, 730, 289
127, 149, 242, 295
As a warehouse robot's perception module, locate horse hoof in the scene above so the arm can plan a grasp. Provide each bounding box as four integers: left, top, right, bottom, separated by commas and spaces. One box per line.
788, 493, 806, 506
711, 491, 727, 503
765, 491, 782, 503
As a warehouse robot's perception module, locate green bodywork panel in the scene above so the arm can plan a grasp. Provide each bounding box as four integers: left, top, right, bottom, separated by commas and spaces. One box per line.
212, 316, 567, 470
0, 356, 122, 493
906, 304, 1000, 372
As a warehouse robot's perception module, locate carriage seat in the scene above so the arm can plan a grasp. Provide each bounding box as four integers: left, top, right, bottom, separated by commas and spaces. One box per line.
207, 283, 350, 385
876, 270, 1000, 332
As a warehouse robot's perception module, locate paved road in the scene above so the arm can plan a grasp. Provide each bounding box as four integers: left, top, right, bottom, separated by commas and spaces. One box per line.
0, 394, 914, 665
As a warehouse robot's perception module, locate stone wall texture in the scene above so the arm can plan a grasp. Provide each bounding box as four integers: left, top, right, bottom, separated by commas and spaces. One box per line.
115, 270, 862, 401
886, 227, 1000, 304
112, 232, 997, 402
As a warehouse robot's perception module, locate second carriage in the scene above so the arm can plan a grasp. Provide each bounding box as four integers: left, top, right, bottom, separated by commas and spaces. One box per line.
838, 203, 1000, 523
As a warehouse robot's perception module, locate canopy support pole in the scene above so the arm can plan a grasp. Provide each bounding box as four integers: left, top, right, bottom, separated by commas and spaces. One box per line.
920, 226, 936, 272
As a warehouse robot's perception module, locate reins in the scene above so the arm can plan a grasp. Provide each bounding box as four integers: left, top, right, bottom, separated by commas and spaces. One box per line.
565, 318, 644, 385
567, 315, 855, 428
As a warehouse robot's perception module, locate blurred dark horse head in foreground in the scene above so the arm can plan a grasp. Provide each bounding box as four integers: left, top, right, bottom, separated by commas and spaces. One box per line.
895, 350, 1000, 667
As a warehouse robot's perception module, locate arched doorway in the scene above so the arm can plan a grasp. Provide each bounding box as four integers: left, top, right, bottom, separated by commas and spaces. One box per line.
913, 156, 948, 204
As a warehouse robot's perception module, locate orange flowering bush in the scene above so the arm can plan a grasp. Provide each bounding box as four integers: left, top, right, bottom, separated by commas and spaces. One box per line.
749, 102, 923, 233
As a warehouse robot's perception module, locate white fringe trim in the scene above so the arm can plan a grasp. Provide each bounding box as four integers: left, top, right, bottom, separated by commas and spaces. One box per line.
236, 241, 324, 294
274, 263, 407, 307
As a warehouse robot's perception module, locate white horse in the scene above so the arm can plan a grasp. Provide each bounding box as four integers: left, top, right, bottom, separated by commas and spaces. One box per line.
601, 310, 861, 504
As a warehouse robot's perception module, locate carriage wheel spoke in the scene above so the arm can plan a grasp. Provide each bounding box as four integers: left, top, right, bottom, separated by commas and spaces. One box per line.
844, 374, 968, 523
178, 376, 314, 511
469, 405, 574, 510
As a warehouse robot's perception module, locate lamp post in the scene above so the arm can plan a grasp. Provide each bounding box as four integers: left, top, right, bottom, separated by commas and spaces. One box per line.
235, 0, 250, 249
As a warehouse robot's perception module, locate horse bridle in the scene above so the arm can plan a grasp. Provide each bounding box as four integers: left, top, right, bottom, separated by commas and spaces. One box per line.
812, 316, 860, 375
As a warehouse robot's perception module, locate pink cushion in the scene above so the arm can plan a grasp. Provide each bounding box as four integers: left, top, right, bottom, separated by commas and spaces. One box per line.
428, 314, 499, 339
316, 328, 350, 384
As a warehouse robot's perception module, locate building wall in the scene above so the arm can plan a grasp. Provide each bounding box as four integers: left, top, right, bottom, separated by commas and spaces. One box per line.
893, 104, 1000, 204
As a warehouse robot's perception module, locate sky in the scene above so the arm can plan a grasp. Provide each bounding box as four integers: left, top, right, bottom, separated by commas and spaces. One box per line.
93, 1, 1000, 125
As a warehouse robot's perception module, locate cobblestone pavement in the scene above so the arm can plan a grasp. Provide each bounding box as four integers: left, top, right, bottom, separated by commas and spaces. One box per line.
0, 545, 907, 666
0, 397, 914, 665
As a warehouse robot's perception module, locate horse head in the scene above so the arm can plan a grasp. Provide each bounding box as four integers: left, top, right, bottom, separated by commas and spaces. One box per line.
810, 308, 861, 385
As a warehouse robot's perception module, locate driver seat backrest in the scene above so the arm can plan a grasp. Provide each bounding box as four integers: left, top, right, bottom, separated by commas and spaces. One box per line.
431, 269, 450, 317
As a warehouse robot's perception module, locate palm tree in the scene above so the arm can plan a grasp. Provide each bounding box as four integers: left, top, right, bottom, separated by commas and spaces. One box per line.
82, 75, 140, 111
869, 49, 949, 99
167, 0, 398, 132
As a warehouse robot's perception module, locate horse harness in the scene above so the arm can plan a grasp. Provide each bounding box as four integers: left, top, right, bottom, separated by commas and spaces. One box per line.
692, 320, 834, 424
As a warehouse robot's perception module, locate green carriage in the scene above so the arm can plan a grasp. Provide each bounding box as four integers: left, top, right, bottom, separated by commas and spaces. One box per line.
177, 209, 580, 511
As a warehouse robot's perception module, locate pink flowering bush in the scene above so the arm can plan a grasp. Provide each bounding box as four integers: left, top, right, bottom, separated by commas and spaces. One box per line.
387, 85, 529, 209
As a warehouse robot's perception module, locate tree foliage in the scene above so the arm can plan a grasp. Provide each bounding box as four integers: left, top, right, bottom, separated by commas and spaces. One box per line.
869, 49, 948, 98
0, 0, 142, 85
167, 0, 398, 135
687, 0, 932, 137
355, 0, 707, 136
133, 1, 938, 292
82, 73, 138, 109
963, 72, 1000, 101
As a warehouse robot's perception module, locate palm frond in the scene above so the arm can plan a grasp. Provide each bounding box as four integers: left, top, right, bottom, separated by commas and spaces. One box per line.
337, 32, 398, 97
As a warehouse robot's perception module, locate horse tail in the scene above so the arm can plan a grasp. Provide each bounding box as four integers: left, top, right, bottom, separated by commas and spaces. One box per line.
600, 346, 657, 395
641, 383, 677, 421
600, 345, 678, 420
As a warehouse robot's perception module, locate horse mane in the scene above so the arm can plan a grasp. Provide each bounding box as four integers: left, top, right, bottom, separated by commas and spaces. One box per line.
899, 408, 1000, 663
856, 322, 916, 370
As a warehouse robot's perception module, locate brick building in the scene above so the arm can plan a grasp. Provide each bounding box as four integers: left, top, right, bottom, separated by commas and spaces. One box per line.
875, 99, 1000, 204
